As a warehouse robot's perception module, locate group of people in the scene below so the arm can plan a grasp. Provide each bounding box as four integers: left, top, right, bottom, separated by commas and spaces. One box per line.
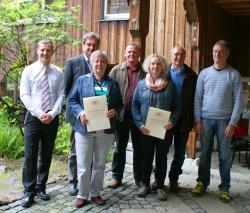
19, 31, 243, 209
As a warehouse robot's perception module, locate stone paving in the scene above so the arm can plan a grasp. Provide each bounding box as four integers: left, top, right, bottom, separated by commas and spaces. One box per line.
1, 158, 250, 213
1, 148, 250, 213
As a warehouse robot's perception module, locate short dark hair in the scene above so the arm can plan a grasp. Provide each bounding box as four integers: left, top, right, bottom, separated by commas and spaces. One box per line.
82, 32, 100, 45
37, 39, 54, 51
126, 42, 141, 52
213, 40, 230, 52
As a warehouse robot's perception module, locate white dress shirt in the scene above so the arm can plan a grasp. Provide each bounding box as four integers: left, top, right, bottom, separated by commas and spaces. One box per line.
20, 61, 64, 119
84, 53, 92, 72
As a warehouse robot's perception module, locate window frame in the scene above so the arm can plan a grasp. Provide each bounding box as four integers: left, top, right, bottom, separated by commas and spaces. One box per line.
103, 0, 129, 21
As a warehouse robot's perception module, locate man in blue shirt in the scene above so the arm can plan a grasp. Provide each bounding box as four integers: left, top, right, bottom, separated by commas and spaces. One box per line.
166, 47, 197, 192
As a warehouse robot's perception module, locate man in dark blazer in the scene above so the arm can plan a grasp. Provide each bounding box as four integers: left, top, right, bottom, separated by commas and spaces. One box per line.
63, 32, 100, 195
166, 47, 197, 192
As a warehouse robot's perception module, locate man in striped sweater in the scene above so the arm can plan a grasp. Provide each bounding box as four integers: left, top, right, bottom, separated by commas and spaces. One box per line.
192, 40, 243, 203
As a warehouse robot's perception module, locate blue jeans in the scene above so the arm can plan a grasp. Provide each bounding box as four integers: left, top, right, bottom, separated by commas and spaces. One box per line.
197, 118, 232, 192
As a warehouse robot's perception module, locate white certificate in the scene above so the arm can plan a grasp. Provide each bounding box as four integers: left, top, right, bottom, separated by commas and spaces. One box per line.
83, 95, 110, 132
145, 107, 171, 139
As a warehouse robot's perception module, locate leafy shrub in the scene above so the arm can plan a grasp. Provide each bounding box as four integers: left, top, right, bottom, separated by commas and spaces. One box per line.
0, 109, 24, 159
54, 121, 71, 155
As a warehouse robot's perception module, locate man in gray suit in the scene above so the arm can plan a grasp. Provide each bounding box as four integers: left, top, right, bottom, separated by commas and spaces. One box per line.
64, 32, 100, 195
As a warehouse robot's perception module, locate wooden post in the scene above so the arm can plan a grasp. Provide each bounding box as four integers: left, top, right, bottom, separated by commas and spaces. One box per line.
128, 0, 150, 61
187, 129, 197, 159
184, 1, 200, 158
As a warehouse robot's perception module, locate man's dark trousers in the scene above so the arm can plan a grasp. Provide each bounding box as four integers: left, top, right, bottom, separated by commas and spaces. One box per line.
67, 129, 77, 185
112, 110, 143, 182
22, 112, 59, 197
168, 124, 190, 182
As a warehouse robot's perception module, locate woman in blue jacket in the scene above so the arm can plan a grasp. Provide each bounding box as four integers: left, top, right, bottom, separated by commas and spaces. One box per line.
132, 54, 181, 201
68, 50, 123, 208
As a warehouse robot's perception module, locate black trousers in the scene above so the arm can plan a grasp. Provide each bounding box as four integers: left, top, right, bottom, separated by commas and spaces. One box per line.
168, 125, 190, 182
112, 110, 143, 182
67, 129, 78, 185
22, 112, 59, 197
142, 133, 171, 189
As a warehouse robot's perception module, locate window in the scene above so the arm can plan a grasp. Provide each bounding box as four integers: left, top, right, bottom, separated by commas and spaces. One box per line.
104, 0, 129, 20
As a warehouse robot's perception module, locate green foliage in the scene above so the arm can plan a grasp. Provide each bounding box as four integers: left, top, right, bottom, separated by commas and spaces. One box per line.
0, 109, 24, 159
0, 96, 25, 127
0, 0, 86, 85
106, 147, 114, 163
54, 120, 71, 155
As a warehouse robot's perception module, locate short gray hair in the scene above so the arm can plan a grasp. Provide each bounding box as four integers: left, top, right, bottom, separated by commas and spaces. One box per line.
82, 32, 100, 45
170, 46, 186, 55
37, 39, 54, 51
143, 54, 168, 79
213, 40, 230, 52
89, 50, 108, 65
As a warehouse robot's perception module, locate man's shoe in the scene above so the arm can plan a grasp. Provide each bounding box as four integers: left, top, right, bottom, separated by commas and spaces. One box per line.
219, 191, 231, 203
68, 183, 78, 196
75, 198, 88, 208
36, 191, 50, 201
192, 181, 206, 197
21, 196, 34, 208
107, 179, 121, 189
157, 189, 167, 201
138, 185, 151, 198
91, 196, 105, 206
169, 181, 180, 192
135, 180, 143, 187
151, 181, 158, 194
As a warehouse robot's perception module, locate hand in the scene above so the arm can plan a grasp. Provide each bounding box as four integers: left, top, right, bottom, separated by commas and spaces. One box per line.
40, 113, 53, 124
80, 113, 88, 125
140, 126, 149, 135
164, 122, 173, 130
195, 121, 204, 134
225, 124, 235, 137
107, 109, 117, 119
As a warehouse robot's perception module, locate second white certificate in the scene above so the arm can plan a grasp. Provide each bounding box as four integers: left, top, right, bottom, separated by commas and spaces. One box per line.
83, 95, 110, 132
145, 107, 171, 139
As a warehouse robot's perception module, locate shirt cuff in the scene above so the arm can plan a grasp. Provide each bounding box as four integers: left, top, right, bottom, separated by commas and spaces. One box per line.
78, 110, 85, 119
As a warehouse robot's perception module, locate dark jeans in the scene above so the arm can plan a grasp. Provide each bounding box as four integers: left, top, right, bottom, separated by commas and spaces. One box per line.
142, 134, 171, 189
67, 129, 77, 185
112, 110, 143, 182
168, 125, 190, 182
22, 112, 59, 197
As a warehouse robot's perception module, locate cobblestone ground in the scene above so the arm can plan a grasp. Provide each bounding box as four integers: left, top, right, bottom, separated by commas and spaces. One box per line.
1, 162, 250, 213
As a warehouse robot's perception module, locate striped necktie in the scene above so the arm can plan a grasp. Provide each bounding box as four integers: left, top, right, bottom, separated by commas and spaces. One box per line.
41, 66, 50, 112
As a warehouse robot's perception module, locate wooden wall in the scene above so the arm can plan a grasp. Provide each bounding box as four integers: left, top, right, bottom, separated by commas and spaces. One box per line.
196, 0, 250, 77
145, 0, 192, 65
63, 0, 132, 65
62, 0, 192, 66
232, 17, 250, 77
197, 0, 234, 71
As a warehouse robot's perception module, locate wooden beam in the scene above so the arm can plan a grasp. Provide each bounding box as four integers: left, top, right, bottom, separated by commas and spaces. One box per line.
214, 0, 250, 3
184, 0, 199, 23
220, 4, 250, 9
128, 0, 150, 60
